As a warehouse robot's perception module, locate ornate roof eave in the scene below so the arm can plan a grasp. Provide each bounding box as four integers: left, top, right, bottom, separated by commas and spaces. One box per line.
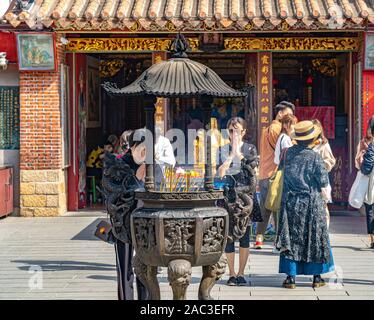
3, 0, 373, 32
4, 18, 370, 33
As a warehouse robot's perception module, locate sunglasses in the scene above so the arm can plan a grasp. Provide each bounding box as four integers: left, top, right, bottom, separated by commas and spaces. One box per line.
229, 128, 243, 134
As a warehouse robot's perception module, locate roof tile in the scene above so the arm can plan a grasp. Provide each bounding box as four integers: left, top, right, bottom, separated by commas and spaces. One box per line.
4, 0, 373, 30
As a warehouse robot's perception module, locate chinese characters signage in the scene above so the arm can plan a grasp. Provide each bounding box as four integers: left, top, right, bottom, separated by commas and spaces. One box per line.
330, 147, 354, 203
0, 86, 20, 150
257, 52, 272, 133
224, 37, 359, 52
295, 106, 335, 139
153, 52, 167, 135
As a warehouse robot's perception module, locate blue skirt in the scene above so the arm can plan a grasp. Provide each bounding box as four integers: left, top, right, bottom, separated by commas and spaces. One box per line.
279, 249, 335, 276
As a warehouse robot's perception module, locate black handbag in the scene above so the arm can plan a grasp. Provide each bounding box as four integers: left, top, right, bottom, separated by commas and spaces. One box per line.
94, 220, 115, 244
250, 195, 263, 222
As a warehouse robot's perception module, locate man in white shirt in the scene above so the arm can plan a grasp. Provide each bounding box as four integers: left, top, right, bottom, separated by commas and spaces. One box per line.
154, 128, 176, 185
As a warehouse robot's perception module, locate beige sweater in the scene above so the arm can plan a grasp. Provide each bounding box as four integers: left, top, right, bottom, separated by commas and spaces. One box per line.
313, 141, 336, 173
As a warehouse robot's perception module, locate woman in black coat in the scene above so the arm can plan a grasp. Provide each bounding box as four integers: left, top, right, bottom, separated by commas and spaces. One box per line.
276, 121, 334, 289
102, 129, 147, 300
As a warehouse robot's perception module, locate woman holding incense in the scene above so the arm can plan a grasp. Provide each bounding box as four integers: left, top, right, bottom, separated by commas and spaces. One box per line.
102, 129, 147, 300
216, 117, 259, 286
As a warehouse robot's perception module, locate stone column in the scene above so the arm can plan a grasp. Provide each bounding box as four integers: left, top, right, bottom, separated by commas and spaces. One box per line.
19, 37, 66, 216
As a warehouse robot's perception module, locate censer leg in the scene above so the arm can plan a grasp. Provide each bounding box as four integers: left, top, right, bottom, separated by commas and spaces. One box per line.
198, 254, 227, 300
167, 259, 192, 300
133, 255, 160, 300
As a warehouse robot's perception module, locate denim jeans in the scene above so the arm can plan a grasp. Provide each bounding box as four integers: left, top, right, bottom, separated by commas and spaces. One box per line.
225, 226, 251, 253
364, 203, 374, 234
256, 178, 278, 237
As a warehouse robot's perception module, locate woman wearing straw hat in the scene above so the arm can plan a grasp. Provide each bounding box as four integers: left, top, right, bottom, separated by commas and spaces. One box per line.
276, 120, 335, 289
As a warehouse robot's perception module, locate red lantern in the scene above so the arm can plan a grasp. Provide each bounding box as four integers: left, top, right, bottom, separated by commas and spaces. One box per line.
306, 75, 313, 85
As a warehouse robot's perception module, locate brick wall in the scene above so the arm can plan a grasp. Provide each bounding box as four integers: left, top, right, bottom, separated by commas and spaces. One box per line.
19, 37, 67, 216
19, 40, 65, 170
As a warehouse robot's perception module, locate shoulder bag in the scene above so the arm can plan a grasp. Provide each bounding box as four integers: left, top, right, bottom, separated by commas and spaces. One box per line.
265, 149, 287, 212
349, 171, 370, 209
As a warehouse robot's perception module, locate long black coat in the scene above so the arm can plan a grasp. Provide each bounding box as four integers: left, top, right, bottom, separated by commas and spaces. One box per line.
276, 145, 331, 263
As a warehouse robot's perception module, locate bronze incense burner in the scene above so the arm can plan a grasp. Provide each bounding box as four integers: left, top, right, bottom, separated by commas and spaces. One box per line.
131, 191, 228, 300
103, 34, 247, 300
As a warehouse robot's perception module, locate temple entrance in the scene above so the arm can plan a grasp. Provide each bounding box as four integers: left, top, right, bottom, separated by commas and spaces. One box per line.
84, 54, 150, 208
68, 47, 359, 211
83, 53, 250, 208
168, 53, 250, 171
272, 52, 355, 206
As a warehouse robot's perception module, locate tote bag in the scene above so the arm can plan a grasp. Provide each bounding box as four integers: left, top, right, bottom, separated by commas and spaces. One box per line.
364, 168, 374, 205
265, 150, 287, 212
265, 169, 284, 212
349, 171, 370, 209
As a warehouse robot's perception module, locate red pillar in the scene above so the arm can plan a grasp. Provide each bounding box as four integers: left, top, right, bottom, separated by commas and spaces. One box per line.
66, 53, 87, 211
362, 72, 374, 136
152, 52, 168, 133
257, 52, 273, 147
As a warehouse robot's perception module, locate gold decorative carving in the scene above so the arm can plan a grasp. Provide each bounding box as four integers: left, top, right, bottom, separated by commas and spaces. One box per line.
280, 20, 290, 31
66, 38, 200, 52
224, 37, 359, 51
166, 21, 177, 31
99, 60, 124, 77
66, 37, 357, 53
130, 21, 141, 32
311, 59, 337, 77
244, 21, 253, 30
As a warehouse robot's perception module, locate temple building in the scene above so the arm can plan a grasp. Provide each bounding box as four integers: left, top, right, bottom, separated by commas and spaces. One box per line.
0, 0, 373, 215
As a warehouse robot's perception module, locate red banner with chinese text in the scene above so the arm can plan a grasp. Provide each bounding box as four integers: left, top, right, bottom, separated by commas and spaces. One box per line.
363, 72, 374, 137
257, 52, 272, 136
152, 52, 168, 135
295, 106, 335, 139
329, 146, 355, 203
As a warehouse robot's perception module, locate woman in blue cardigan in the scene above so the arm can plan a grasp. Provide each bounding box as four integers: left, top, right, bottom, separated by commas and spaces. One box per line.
361, 121, 374, 249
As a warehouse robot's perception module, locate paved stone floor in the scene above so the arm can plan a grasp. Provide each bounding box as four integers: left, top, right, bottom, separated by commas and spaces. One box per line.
0, 211, 373, 300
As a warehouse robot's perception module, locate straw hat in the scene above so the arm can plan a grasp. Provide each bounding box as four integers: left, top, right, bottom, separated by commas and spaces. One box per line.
290, 120, 321, 141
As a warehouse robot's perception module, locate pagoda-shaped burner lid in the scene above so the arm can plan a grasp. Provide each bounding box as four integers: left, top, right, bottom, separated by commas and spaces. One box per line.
102, 34, 246, 98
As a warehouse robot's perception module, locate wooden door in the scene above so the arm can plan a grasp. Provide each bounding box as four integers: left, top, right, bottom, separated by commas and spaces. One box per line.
5, 168, 13, 215
0, 168, 12, 217
0, 169, 6, 216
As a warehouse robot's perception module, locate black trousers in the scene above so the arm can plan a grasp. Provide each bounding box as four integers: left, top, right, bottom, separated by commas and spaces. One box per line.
114, 240, 148, 300
364, 203, 374, 234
